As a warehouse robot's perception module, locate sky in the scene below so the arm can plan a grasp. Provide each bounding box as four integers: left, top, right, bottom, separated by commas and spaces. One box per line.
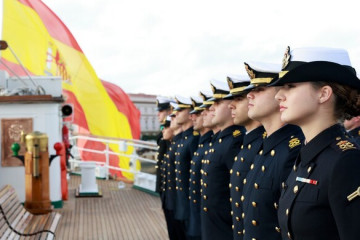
10, 0, 360, 97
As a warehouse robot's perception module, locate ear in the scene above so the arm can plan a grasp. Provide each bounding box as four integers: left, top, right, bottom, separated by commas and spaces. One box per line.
318, 85, 333, 104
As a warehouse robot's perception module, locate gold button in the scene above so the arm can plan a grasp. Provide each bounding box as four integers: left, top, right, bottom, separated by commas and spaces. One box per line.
219, 138, 222, 143
271, 150, 275, 156
236, 216, 240, 221
204, 172, 208, 176
274, 202, 278, 209
232, 225, 234, 229
293, 185, 299, 193
203, 207, 208, 212
193, 200, 197, 203
307, 166, 312, 173
252, 202, 257, 207
293, 165, 297, 171
230, 198, 232, 202
241, 195, 245, 202
209, 143, 212, 147
254, 183, 259, 189
203, 195, 207, 200
231, 211, 233, 215
229, 183, 232, 188
235, 202, 239, 207
230, 169, 233, 174
275, 226, 281, 233
287, 232, 292, 239
241, 157, 244, 162
286, 208, 289, 216
282, 182, 286, 189
242, 212, 245, 219
241, 145, 244, 149
193, 190, 196, 194
236, 171, 240, 176
237, 231, 242, 235
204, 183, 208, 188
250, 164, 254, 170
235, 186, 239, 192
262, 165, 266, 172
248, 144, 251, 149
259, 150, 263, 155
235, 156, 238, 161
189, 196, 191, 200
252, 220, 257, 226
243, 178, 247, 184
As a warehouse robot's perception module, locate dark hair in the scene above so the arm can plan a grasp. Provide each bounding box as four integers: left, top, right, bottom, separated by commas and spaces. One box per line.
311, 82, 360, 121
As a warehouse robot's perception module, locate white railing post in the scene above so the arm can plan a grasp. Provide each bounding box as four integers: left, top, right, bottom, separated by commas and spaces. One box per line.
105, 142, 109, 180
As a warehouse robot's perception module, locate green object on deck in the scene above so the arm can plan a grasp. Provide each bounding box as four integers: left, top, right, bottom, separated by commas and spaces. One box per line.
11, 142, 20, 156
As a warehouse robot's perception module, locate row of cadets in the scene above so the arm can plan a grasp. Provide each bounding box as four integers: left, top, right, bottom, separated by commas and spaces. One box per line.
240, 61, 305, 240
201, 79, 245, 240
226, 74, 265, 240
173, 96, 200, 239
273, 47, 360, 239
187, 92, 213, 240
162, 102, 185, 240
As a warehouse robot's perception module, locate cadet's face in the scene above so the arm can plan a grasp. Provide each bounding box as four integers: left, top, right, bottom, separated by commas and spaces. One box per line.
201, 107, 214, 128
228, 95, 250, 125
192, 113, 204, 131
162, 127, 173, 140
211, 99, 232, 126
275, 82, 319, 125
247, 86, 280, 121
170, 116, 179, 130
157, 110, 168, 122
175, 108, 191, 125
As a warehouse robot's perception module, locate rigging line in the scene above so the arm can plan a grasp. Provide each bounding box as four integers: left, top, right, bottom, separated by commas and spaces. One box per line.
0, 59, 29, 86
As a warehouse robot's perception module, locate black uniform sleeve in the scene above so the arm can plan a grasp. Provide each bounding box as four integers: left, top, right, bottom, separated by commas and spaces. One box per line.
329, 150, 360, 240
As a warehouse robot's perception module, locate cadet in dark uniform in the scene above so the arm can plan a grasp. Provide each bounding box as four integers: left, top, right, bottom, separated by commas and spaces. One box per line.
156, 96, 174, 194
188, 95, 212, 240
241, 61, 304, 240
173, 95, 200, 239
201, 79, 244, 240
344, 116, 360, 145
163, 105, 183, 240
226, 75, 265, 240
274, 47, 360, 240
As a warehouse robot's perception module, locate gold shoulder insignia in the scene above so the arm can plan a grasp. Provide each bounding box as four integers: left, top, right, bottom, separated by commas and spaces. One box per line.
358, 130, 360, 136
193, 131, 199, 136
233, 130, 241, 137
289, 137, 301, 149
262, 131, 267, 139
337, 140, 356, 151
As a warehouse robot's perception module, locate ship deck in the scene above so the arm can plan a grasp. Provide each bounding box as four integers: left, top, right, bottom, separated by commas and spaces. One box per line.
54, 175, 168, 240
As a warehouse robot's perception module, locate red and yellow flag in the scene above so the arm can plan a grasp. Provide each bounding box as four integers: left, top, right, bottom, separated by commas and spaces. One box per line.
0, 0, 140, 180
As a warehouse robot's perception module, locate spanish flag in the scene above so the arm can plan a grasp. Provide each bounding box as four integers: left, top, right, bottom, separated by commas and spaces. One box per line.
0, 0, 141, 180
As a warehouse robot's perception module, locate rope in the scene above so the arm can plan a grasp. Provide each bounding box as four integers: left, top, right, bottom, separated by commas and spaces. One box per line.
0, 205, 56, 239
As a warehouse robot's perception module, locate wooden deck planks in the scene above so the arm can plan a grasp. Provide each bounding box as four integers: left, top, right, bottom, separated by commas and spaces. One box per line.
54, 175, 168, 240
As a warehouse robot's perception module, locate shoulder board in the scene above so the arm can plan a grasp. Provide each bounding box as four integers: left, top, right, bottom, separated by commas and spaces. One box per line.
289, 137, 301, 149
336, 140, 356, 151
233, 130, 241, 137
193, 131, 199, 136
262, 131, 267, 139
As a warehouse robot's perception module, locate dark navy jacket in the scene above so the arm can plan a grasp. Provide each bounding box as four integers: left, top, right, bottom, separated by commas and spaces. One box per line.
278, 124, 360, 240
230, 126, 265, 240
156, 132, 170, 193
188, 130, 213, 237
164, 132, 183, 211
201, 125, 244, 240
347, 126, 360, 146
241, 124, 304, 240
174, 127, 200, 221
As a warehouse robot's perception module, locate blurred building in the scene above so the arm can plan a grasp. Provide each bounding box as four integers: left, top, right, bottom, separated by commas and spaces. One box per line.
128, 93, 159, 140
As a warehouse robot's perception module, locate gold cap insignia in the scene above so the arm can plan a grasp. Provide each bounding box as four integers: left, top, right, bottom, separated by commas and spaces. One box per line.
210, 84, 216, 94
245, 63, 256, 79
233, 130, 241, 137
227, 78, 234, 90
262, 131, 267, 139
282, 46, 291, 70
191, 99, 196, 108
193, 131, 199, 136
289, 137, 301, 148
156, 99, 159, 106
200, 92, 206, 101
337, 140, 356, 151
